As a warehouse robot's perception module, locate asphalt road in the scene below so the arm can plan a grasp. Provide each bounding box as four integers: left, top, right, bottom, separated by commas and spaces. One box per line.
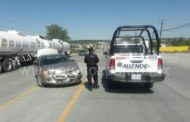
0, 52, 190, 122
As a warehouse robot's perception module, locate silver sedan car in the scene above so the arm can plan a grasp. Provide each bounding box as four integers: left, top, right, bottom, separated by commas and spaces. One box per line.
34, 54, 82, 87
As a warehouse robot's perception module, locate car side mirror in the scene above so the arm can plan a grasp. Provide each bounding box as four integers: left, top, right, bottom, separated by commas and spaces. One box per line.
103, 51, 108, 55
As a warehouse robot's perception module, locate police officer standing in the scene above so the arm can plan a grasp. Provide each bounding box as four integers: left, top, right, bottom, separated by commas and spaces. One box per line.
84, 47, 99, 89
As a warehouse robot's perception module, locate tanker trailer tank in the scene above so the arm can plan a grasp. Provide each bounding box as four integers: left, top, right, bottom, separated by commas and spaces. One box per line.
34, 36, 44, 50
52, 39, 63, 52
58, 41, 70, 56
42, 39, 51, 48
0, 31, 24, 72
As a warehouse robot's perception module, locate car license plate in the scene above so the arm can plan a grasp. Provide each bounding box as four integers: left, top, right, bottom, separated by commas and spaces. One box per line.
57, 80, 63, 84
131, 74, 142, 80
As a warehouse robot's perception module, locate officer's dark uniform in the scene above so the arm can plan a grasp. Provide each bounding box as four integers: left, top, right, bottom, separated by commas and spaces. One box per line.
84, 48, 99, 87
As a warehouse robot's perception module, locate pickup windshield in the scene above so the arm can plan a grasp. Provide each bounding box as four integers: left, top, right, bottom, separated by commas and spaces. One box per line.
114, 45, 143, 53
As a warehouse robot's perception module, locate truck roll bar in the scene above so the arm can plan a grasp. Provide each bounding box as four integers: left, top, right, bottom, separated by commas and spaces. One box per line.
110, 25, 161, 55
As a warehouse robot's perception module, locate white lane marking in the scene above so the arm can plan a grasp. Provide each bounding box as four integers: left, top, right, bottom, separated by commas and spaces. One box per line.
0, 76, 7, 79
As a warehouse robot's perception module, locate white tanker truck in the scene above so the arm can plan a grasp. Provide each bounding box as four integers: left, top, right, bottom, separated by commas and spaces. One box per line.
0, 30, 70, 73
52, 39, 70, 56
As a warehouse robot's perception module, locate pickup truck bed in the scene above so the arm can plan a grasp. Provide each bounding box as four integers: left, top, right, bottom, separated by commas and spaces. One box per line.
105, 25, 166, 89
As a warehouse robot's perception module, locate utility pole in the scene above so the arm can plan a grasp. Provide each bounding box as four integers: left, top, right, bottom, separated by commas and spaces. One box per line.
160, 19, 165, 39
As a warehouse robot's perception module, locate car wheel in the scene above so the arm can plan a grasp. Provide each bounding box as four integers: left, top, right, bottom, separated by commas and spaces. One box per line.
144, 83, 154, 89
36, 76, 44, 87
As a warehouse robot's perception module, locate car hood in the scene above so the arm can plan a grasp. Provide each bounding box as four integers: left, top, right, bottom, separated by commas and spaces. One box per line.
42, 61, 78, 73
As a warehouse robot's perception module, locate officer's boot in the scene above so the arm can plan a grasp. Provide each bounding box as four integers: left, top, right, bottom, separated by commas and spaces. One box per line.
94, 75, 99, 89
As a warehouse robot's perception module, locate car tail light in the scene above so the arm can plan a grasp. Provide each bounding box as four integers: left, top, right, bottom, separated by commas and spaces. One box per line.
158, 58, 163, 70
109, 58, 115, 70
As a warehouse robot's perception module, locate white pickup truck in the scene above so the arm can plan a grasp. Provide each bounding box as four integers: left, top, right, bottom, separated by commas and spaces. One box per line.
104, 25, 165, 89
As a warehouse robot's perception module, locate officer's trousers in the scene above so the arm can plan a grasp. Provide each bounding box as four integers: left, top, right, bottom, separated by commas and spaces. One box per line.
87, 66, 98, 85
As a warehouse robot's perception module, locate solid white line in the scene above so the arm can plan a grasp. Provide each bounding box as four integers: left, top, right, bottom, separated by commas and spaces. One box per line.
0, 76, 7, 79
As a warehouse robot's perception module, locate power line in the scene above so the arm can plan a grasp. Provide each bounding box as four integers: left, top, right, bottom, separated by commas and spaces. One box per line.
0, 24, 12, 29
0, 24, 43, 35
160, 19, 166, 39
163, 23, 190, 32
0, 17, 44, 34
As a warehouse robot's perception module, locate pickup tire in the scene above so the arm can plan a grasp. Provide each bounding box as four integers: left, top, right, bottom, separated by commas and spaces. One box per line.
107, 77, 117, 88
144, 83, 154, 89
0, 63, 2, 73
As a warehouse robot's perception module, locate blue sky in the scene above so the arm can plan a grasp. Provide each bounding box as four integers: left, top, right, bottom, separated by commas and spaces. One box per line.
0, 0, 190, 40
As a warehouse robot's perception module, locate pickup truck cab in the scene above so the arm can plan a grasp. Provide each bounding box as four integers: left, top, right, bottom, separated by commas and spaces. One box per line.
104, 25, 165, 89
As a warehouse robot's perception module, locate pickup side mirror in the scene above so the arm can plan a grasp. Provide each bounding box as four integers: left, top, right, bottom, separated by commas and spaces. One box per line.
33, 60, 39, 65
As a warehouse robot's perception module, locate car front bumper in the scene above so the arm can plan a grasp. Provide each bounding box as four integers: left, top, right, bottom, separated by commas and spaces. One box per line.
39, 72, 82, 85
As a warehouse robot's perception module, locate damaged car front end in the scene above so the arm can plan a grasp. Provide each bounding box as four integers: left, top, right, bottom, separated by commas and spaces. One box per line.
34, 54, 82, 87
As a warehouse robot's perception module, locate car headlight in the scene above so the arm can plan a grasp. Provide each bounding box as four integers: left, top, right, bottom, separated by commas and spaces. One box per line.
48, 69, 55, 75
72, 68, 81, 75
42, 68, 49, 76
42, 68, 55, 76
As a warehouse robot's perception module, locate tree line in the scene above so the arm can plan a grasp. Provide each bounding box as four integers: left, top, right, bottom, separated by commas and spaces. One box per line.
45, 24, 190, 46
45, 24, 70, 41
162, 38, 190, 46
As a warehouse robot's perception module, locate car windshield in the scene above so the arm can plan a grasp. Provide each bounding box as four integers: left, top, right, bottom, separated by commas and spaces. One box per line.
114, 45, 143, 53
79, 50, 85, 53
40, 55, 69, 66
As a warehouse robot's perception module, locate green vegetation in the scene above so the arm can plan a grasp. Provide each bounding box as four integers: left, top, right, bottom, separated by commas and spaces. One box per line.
162, 38, 190, 46
46, 24, 70, 41
70, 40, 108, 53
70, 40, 110, 44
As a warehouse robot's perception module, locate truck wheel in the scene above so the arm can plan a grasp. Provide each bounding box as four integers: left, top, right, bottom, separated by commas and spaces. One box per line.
12, 60, 16, 70
14, 57, 21, 69
107, 77, 116, 88
15, 60, 21, 69
36, 76, 44, 87
2, 59, 13, 72
0, 63, 2, 73
15, 63, 21, 69
144, 83, 154, 89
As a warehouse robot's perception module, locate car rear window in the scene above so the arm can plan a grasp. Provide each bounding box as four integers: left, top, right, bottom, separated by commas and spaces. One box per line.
79, 50, 85, 53
114, 45, 143, 53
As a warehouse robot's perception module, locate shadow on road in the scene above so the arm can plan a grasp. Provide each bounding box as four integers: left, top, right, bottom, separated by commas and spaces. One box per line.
83, 82, 93, 92
42, 81, 82, 88
101, 70, 154, 94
